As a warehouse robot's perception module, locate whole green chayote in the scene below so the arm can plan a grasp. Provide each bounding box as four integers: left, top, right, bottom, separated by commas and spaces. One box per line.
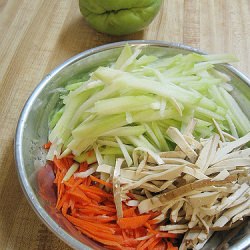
79, 0, 163, 36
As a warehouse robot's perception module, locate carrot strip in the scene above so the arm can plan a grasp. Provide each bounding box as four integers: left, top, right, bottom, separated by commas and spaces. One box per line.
118, 215, 151, 230
135, 227, 148, 239
123, 207, 137, 217
106, 247, 136, 250
79, 185, 113, 198
56, 168, 66, 207
56, 193, 69, 210
43, 141, 52, 149
156, 232, 178, 239
85, 176, 92, 186
64, 182, 109, 201
69, 178, 83, 192
79, 162, 88, 172
76, 226, 123, 248
62, 199, 70, 216
148, 210, 162, 219
90, 175, 113, 188
154, 241, 166, 250
134, 229, 140, 239
76, 214, 117, 224
66, 215, 115, 234
68, 188, 91, 203
105, 246, 121, 250
148, 237, 162, 250
137, 235, 156, 250
77, 208, 112, 216
103, 200, 116, 207
85, 191, 104, 202
53, 157, 73, 170
136, 239, 147, 250
123, 238, 138, 248
122, 230, 127, 238
125, 228, 134, 239
167, 241, 178, 250
126, 192, 136, 199
147, 219, 159, 225
82, 227, 121, 242
65, 157, 74, 166
73, 201, 92, 208
145, 222, 158, 235
88, 204, 117, 213
65, 176, 76, 185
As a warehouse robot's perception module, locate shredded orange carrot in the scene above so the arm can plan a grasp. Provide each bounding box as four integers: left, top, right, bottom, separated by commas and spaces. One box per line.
79, 162, 88, 172
136, 238, 148, 250
154, 241, 166, 250
137, 235, 156, 250
117, 215, 151, 229
126, 192, 136, 199
76, 214, 117, 224
53, 156, 73, 170
156, 232, 179, 239
76, 226, 123, 248
69, 198, 75, 211
68, 178, 83, 192
43, 141, 52, 149
85, 176, 92, 186
144, 222, 158, 235
123, 207, 137, 217
167, 241, 178, 250
148, 237, 162, 250
68, 188, 91, 203
62, 199, 70, 216
56, 168, 66, 208
90, 175, 113, 188
56, 193, 69, 210
48, 156, 179, 250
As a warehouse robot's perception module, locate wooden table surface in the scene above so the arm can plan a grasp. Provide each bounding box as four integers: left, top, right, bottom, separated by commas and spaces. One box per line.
0, 0, 249, 249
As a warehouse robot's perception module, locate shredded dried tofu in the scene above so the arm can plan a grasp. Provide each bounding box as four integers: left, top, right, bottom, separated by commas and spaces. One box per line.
90, 125, 250, 249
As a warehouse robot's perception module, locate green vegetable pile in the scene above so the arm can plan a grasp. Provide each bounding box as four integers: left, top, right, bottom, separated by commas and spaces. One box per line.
47, 45, 250, 166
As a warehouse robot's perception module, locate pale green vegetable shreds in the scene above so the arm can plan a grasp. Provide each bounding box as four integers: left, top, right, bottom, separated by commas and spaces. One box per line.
47, 44, 250, 162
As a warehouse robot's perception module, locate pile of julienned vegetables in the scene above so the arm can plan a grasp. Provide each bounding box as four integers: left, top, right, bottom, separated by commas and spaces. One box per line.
43, 45, 250, 249
47, 152, 179, 250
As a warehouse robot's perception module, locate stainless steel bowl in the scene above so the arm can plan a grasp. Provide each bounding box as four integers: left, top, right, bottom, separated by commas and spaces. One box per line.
15, 41, 250, 250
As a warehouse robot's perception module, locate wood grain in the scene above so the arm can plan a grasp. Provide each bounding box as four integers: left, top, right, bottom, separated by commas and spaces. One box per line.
0, 0, 249, 249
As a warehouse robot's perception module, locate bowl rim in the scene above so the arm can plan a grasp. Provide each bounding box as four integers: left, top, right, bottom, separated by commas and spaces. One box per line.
14, 40, 250, 250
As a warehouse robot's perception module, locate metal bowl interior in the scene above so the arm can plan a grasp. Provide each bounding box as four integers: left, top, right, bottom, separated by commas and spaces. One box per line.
15, 41, 250, 250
